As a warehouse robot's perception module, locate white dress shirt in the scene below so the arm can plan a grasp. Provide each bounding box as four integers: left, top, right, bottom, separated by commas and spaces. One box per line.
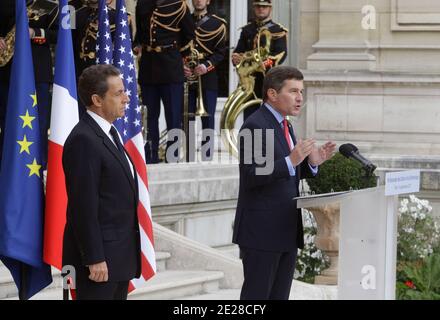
87, 110, 135, 178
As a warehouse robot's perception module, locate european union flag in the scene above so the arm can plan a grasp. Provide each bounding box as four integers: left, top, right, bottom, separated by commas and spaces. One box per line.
0, 0, 52, 299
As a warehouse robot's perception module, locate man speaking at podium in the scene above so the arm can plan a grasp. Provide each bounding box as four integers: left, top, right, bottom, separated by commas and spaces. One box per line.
62, 65, 141, 300
232, 66, 336, 300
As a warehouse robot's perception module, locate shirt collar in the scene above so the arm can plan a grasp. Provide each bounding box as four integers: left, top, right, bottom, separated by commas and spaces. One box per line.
87, 110, 113, 135
194, 10, 208, 20
256, 17, 271, 27
264, 102, 285, 125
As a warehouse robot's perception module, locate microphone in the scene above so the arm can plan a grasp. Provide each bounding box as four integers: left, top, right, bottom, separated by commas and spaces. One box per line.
339, 143, 377, 175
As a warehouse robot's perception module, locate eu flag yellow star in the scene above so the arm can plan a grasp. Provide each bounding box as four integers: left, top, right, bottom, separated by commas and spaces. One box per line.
27, 158, 41, 178
30, 93, 38, 108
17, 135, 34, 154
19, 110, 35, 129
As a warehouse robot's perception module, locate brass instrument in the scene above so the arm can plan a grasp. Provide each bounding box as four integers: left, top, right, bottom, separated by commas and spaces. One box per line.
0, 1, 57, 67
220, 28, 284, 157
182, 43, 209, 162
186, 45, 209, 118
0, 26, 16, 67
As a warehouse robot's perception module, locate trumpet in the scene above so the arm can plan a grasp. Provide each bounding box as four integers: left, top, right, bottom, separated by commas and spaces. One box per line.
186, 45, 209, 118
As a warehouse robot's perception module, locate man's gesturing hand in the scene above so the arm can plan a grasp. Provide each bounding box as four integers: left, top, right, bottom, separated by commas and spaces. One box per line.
89, 261, 108, 282
289, 139, 315, 167
308, 141, 336, 167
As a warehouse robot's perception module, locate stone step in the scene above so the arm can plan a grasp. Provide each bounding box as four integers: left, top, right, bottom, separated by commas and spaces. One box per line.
128, 270, 224, 300
214, 244, 239, 259
181, 289, 240, 300
155, 251, 171, 272
182, 282, 338, 300
3, 270, 224, 300
0, 264, 9, 280
0, 251, 171, 300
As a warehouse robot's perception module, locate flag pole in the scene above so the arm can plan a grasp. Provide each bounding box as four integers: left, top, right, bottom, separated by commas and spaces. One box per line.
63, 288, 69, 300
18, 263, 27, 300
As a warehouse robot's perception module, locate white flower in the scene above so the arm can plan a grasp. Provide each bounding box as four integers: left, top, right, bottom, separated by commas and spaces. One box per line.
403, 227, 414, 234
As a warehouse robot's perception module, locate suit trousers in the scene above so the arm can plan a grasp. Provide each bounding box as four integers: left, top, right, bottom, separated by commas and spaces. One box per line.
36, 82, 51, 169
75, 277, 130, 300
141, 83, 183, 164
239, 246, 298, 300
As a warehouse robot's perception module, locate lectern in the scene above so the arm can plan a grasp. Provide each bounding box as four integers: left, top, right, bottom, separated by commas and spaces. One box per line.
296, 186, 398, 300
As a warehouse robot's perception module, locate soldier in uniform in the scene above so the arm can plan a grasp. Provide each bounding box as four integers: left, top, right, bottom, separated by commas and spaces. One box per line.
72, 0, 117, 115
183, 0, 227, 161
0, 0, 59, 168
135, 0, 195, 164
232, 0, 288, 120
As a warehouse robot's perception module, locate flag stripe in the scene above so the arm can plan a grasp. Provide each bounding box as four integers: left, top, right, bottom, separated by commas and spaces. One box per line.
48, 84, 79, 145
138, 201, 154, 246
43, 142, 66, 269
140, 251, 156, 280
126, 138, 148, 187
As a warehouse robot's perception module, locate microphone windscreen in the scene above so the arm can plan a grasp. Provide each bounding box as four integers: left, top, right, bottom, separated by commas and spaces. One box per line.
339, 143, 358, 158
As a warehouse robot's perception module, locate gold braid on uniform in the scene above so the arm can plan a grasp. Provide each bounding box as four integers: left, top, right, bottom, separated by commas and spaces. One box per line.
80, 12, 116, 60
271, 23, 288, 40
150, 0, 187, 34
195, 23, 226, 55
270, 30, 287, 40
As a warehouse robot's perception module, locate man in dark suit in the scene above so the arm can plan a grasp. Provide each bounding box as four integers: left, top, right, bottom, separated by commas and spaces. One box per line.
62, 64, 141, 300
232, 0, 288, 121
232, 66, 336, 300
135, 0, 195, 163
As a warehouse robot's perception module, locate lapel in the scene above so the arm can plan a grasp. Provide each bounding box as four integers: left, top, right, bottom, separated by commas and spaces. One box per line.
125, 149, 139, 201
260, 105, 290, 155
83, 114, 137, 193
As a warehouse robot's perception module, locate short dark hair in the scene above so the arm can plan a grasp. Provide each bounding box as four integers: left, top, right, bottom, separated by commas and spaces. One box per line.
78, 64, 121, 107
262, 66, 304, 101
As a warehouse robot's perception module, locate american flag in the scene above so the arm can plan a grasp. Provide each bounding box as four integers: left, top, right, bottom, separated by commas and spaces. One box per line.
96, 0, 113, 64
112, 0, 157, 290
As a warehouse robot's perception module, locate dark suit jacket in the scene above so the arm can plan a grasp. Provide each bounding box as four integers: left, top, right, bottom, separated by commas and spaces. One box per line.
232, 105, 314, 252
62, 113, 141, 282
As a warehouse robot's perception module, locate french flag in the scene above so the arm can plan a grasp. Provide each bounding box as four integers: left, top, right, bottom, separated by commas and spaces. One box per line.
43, 0, 79, 270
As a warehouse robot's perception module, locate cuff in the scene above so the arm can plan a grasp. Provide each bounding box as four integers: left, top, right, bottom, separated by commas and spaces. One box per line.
308, 163, 319, 176
285, 156, 296, 176
32, 28, 46, 44
203, 60, 215, 72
